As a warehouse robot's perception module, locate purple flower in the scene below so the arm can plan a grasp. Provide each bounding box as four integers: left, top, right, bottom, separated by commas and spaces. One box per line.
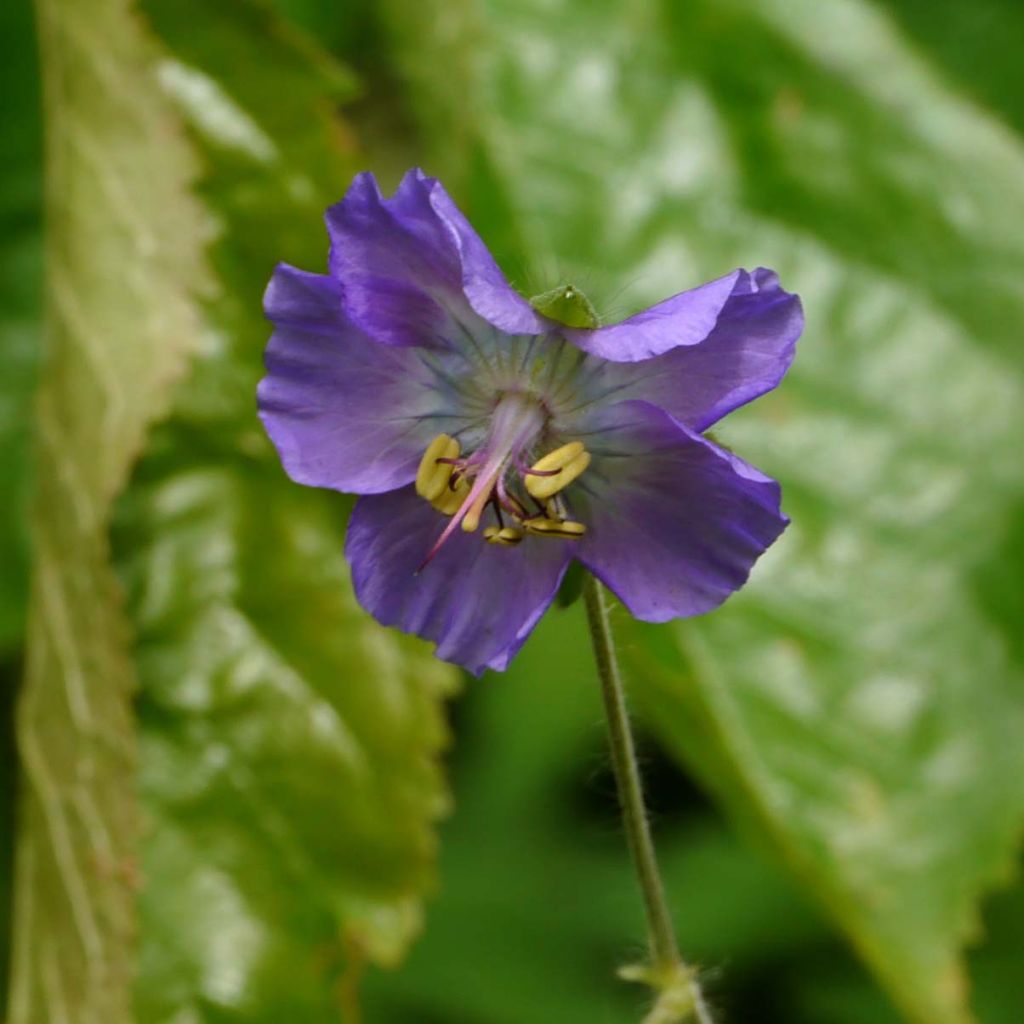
258, 170, 803, 674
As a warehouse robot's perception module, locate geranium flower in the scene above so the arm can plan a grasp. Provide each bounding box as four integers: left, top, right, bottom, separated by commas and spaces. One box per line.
258, 170, 803, 674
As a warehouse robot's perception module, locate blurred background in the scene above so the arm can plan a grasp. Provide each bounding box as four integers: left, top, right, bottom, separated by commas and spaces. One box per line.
2, 1, 1023, 1022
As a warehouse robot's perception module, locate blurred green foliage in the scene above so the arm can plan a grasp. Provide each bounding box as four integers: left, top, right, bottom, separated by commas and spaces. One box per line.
3, 0, 1023, 1023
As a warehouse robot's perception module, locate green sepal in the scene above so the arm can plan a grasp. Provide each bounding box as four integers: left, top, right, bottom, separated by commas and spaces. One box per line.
530, 284, 599, 328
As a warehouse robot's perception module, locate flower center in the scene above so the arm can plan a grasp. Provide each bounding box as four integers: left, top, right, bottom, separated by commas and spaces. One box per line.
415, 392, 590, 566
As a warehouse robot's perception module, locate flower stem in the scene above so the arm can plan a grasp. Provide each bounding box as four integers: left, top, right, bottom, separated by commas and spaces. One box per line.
582, 574, 713, 1024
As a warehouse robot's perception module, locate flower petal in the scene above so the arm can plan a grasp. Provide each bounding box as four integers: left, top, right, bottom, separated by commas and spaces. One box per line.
346, 486, 572, 674
565, 268, 794, 376
326, 169, 544, 349
572, 268, 803, 431
259, 263, 463, 494
425, 179, 548, 335
563, 269, 741, 360
573, 400, 788, 621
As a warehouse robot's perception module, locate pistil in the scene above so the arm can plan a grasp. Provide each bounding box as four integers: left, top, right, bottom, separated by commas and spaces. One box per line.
414, 392, 592, 566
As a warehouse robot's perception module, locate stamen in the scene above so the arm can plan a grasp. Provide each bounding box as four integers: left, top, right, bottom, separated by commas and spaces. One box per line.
525, 441, 591, 500
461, 479, 494, 532
527, 440, 584, 472
419, 458, 504, 569
545, 495, 569, 520
483, 526, 525, 546
415, 434, 460, 501
524, 517, 586, 538
431, 476, 470, 515
496, 474, 529, 520
418, 393, 550, 569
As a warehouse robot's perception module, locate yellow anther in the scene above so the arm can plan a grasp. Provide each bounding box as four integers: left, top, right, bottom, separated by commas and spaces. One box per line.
525, 441, 591, 500
523, 517, 586, 539
430, 476, 469, 516
461, 502, 484, 532
416, 434, 460, 501
460, 479, 495, 533
544, 495, 568, 520
530, 440, 584, 472
483, 526, 525, 547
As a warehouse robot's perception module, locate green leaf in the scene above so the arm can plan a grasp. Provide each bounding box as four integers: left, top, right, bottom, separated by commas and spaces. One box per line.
117, 464, 455, 1024
115, 1, 459, 1019
0, 1, 44, 1009
10, 0, 206, 1020
0, 0, 43, 655
377, 1, 1024, 1021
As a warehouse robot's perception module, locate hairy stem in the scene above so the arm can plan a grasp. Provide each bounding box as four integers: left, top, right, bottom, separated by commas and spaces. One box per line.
582, 574, 713, 1023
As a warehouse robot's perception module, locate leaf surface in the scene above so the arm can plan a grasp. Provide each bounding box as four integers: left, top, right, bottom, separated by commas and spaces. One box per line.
10, 0, 205, 1020
118, 2, 459, 1019
0, 0, 43, 654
